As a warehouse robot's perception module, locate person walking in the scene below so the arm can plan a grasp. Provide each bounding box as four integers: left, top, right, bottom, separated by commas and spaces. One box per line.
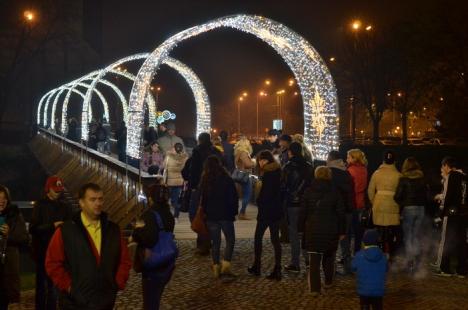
247, 150, 283, 280
234, 136, 255, 220
164, 143, 188, 220
199, 156, 238, 278
352, 229, 388, 310
131, 184, 176, 310
45, 183, 131, 309
30, 176, 74, 310
327, 151, 354, 274
303, 166, 345, 296
394, 157, 428, 272
0, 185, 30, 310
347, 149, 369, 254
116, 121, 127, 162
368, 150, 402, 260
282, 142, 313, 273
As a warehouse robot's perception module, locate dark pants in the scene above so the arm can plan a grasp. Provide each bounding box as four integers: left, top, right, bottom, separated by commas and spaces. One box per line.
352, 209, 364, 253
142, 270, 173, 310
189, 189, 211, 252
360, 296, 383, 310
206, 220, 235, 264
376, 225, 401, 259
253, 220, 282, 269
440, 215, 467, 275
339, 212, 353, 272
287, 207, 302, 267
308, 250, 336, 293
35, 257, 58, 310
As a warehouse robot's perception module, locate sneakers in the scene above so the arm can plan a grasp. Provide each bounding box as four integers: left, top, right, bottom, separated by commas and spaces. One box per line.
284, 264, 300, 273
433, 271, 453, 277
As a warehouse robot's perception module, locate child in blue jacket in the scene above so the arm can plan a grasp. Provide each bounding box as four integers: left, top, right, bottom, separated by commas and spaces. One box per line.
352, 229, 388, 310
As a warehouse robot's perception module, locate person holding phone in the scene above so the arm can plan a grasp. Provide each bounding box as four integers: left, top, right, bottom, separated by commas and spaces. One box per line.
0, 184, 30, 310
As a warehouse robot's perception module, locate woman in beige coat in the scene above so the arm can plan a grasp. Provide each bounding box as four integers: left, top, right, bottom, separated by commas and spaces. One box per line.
234, 136, 255, 220
368, 150, 402, 259
164, 142, 188, 220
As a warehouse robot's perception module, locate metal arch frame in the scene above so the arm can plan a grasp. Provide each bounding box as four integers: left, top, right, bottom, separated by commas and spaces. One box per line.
126, 15, 339, 160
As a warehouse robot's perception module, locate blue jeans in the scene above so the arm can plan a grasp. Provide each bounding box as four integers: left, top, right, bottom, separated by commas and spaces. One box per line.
401, 206, 425, 260
206, 220, 235, 264
287, 207, 302, 267
240, 178, 252, 214
169, 186, 182, 218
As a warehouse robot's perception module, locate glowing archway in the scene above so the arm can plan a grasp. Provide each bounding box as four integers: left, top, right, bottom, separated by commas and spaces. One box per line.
81, 54, 211, 141
127, 15, 339, 160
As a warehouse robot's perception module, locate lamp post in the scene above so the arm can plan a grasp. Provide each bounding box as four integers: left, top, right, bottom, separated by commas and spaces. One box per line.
237, 96, 244, 134
256, 91, 267, 138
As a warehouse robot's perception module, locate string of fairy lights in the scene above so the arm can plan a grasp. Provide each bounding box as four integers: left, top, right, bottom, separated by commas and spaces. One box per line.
37, 14, 339, 161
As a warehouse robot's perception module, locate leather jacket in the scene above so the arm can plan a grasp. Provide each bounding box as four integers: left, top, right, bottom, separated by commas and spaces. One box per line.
281, 156, 313, 206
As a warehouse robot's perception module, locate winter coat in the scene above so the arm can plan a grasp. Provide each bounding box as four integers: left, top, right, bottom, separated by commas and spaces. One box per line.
189, 144, 223, 189
282, 156, 314, 206
235, 150, 254, 172
221, 141, 235, 172
328, 159, 354, 213
141, 151, 165, 173
441, 170, 468, 216
279, 148, 289, 167
0, 204, 30, 303
352, 246, 388, 297
347, 163, 368, 210
394, 170, 428, 209
256, 161, 283, 221
164, 152, 188, 187
302, 180, 345, 253
157, 134, 184, 155
368, 164, 402, 226
201, 174, 239, 222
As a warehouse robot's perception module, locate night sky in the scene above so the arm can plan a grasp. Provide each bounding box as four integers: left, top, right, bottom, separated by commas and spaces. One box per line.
97, 0, 419, 136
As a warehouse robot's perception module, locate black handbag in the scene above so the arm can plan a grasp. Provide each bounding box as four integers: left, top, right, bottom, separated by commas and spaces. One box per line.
360, 208, 374, 229
231, 169, 250, 184
178, 183, 191, 213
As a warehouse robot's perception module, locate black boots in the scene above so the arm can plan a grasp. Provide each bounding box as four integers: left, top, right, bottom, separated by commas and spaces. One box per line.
266, 267, 282, 281
247, 264, 261, 276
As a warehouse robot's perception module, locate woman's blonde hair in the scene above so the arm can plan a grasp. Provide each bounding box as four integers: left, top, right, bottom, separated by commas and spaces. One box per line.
402, 157, 422, 174
347, 149, 368, 166
234, 136, 252, 156
314, 166, 332, 180
292, 134, 304, 144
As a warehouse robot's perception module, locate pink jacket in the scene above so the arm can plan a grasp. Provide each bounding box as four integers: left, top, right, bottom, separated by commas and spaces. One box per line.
347, 163, 368, 210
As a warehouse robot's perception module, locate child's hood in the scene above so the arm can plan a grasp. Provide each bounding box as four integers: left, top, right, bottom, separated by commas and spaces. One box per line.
364, 246, 384, 263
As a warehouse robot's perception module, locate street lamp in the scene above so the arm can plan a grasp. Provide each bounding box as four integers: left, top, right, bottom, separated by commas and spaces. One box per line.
288, 78, 295, 87
351, 20, 362, 31
329, 57, 336, 62
365, 25, 373, 31
237, 96, 244, 134
256, 91, 267, 138
265, 79, 271, 86
23, 10, 35, 22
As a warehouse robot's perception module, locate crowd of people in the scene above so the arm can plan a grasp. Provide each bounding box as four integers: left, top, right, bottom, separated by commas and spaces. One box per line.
0, 126, 467, 310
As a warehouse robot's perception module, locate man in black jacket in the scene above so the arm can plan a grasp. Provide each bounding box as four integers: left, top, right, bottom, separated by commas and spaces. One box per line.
282, 142, 313, 272
188, 132, 223, 255
326, 151, 354, 274
220, 130, 235, 173
30, 176, 74, 310
434, 156, 467, 277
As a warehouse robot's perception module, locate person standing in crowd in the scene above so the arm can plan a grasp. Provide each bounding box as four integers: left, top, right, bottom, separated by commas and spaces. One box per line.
303, 166, 345, 296
46, 183, 131, 309
261, 129, 280, 153
352, 229, 388, 310
102, 118, 112, 155
131, 184, 176, 310
234, 136, 255, 220
0, 185, 29, 310
292, 134, 313, 163
282, 142, 313, 273
327, 150, 354, 274
212, 136, 224, 154
368, 150, 402, 261
96, 121, 108, 154
30, 176, 74, 310
278, 134, 292, 167
143, 125, 157, 147
189, 132, 223, 255
157, 122, 184, 155
199, 156, 238, 278
347, 149, 369, 254
116, 121, 127, 162
248, 150, 283, 280
164, 143, 188, 221
88, 121, 98, 150
394, 157, 428, 272
66, 118, 78, 142
220, 130, 235, 173
142, 142, 165, 175
433, 156, 467, 277
157, 122, 167, 138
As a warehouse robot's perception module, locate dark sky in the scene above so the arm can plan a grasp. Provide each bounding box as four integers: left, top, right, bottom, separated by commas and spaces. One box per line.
98, 0, 416, 136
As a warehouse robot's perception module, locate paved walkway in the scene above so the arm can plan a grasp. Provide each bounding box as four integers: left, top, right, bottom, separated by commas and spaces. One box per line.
19, 205, 468, 309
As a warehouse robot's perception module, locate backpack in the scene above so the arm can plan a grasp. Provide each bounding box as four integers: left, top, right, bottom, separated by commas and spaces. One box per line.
143, 211, 178, 269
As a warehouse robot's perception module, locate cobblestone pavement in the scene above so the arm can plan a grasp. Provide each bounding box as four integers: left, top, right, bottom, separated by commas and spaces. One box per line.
20, 239, 467, 309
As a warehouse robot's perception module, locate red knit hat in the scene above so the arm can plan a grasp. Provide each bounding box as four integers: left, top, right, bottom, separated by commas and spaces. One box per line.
45, 176, 65, 193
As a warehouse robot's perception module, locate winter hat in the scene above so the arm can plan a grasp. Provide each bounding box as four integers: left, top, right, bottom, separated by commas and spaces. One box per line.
362, 229, 379, 246
45, 176, 65, 193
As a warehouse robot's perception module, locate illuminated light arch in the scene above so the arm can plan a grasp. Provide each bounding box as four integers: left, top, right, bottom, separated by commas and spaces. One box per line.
81, 54, 211, 142
127, 15, 339, 160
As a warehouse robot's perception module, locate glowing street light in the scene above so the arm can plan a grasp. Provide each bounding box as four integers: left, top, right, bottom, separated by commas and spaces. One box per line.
365, 25, 373, 31
242, 91, 248, 97
329, 57, 336, 62
288, 78, 295, 86
256, 90, 268, 138
397, 92, 402, 97
265, 79, 271, 86
24, 10, 35, 22
351, 20, 362, 31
